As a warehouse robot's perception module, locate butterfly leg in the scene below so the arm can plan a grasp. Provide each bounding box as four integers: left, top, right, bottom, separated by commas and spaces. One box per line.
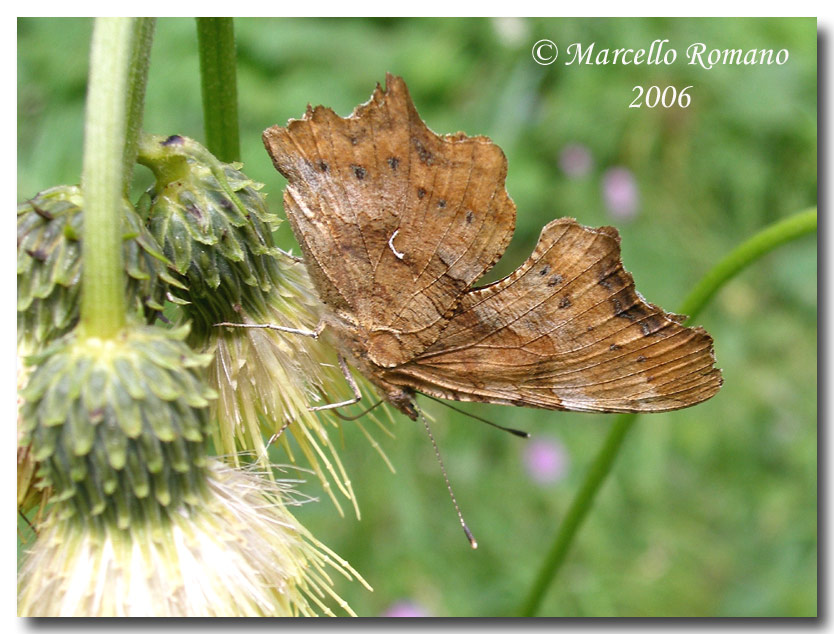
214, 320, 326, 339
215, 320, 363, 412
276, 247, 304, 263
309, 354, 363, 412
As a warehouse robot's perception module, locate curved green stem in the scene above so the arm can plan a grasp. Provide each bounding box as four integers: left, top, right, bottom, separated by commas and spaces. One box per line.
518, 208, 817, 616
196, 18, 240, 162
677, 209, 817, 324
80, 18, 154, 338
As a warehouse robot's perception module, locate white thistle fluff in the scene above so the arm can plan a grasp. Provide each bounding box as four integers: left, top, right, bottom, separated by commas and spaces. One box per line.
18, 462, 370, 617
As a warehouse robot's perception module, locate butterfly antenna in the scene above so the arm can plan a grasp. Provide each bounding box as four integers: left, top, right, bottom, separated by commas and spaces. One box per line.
421, 394, 530, 439
416, 408, 478, 550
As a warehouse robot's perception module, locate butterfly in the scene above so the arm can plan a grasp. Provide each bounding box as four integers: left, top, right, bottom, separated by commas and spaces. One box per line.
262, 74, 721, 422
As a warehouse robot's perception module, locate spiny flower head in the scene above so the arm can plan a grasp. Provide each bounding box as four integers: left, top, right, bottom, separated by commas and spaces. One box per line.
17, 323, 366, 615
19, 324, 215, 529
137, 134, 391, 514
17, 185, 177, 351
136, 133, 284, 337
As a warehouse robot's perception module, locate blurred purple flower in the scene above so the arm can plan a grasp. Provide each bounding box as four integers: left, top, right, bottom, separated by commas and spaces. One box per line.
559, 143, 593, 179
524, 437, 568, 484
383, 600, 429, 617
602, 167, 640, 220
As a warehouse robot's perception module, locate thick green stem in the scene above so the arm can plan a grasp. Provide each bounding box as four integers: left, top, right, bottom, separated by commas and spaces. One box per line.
196, 18, 240, 163
80, 18, 154, 338
518, 208, 817, 616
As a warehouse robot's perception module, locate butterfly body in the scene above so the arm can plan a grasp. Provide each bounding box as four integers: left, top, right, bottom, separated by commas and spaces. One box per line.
315, 309, 421, 418
264, 75, 722, 419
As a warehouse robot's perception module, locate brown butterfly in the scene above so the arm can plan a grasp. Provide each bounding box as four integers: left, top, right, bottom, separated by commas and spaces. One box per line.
262, 74, 722, 422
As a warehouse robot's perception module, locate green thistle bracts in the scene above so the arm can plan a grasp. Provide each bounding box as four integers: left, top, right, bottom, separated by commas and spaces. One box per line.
19, 325, 217, 529
134, 134, 390, 514
17, 185, 178, 350
137, 134, 286, 336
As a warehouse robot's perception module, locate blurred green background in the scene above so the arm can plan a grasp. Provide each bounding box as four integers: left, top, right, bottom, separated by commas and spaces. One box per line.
17, 17, 816, 617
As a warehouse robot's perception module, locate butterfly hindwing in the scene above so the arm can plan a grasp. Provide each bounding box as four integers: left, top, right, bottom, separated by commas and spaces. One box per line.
387, 218, 722, 413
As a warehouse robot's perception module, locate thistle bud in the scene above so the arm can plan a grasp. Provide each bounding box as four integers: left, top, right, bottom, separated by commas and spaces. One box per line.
19, 325, 215, 528
17, 325, 366, 615
18, 357, 47, 523
136, 134, 284, 337
138, 135, 390, 514
17, 185, 178, 352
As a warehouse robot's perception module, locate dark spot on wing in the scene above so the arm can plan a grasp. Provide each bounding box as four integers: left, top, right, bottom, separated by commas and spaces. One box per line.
547, 274, 563, 287
465, 210, 474, 223
317, 160, 329, 172
413, 137, 434, 164
558, 296, 571, 309
636, 355, 647, 363
612, 292, 645, 322
438, 199, 447, 209
539, 265, 550, 276
352, 165, 366, 180
417, 187, 426, 199
639, 314, 668, 337
598, 267, 626, 292
388, 157, 399, 170
609, 343, 621, 351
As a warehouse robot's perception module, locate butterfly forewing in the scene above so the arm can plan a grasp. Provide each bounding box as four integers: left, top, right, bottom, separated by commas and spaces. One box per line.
263, 75, 516, 367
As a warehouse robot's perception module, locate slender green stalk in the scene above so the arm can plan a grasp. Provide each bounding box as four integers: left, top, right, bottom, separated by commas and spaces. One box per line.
518, 208, 817, 616
121, 19, 156, 190
517, 412, 637, 617
81, 18, 153, 338
677, 209, 817, 323
196, 18, 240, 162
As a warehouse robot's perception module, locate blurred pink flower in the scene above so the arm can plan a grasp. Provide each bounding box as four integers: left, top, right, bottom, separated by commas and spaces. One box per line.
524, 438, 568, 484
559, 143, 593, 178
383, 600, 429, 617
602, 167, 640, 220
